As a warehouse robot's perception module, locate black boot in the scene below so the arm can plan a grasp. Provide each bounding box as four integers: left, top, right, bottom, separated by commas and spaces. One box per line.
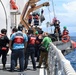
3, 64, 6, 70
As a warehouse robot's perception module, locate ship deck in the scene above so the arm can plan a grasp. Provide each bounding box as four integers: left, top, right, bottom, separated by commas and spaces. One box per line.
0, 54, 41, 75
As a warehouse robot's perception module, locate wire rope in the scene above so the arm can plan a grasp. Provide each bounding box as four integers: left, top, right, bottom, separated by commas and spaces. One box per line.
51, 0, 56, 17
47, 6, 53, 33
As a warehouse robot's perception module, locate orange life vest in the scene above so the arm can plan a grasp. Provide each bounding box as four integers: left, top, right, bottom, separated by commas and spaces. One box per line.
63, 30, 69, 35
29, 36, 36, 45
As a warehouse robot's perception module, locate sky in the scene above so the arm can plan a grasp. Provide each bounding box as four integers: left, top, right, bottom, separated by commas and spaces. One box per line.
37, 0, 76, 35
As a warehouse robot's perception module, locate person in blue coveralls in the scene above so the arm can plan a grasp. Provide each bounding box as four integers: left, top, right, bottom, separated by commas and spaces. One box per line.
9, 25, 28, 72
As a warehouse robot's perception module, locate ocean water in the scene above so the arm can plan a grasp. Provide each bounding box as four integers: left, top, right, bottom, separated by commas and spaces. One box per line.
65, 36, 76, 71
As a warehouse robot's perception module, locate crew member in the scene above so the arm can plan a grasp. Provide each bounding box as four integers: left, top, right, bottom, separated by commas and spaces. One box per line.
62, 26, 69, 35
35, 31, 43, 62
24, 29, 36, 71
9, 25, 28, 72
37, 32, 52, 68
61, 26, 70, 43
0, 29, 9, 70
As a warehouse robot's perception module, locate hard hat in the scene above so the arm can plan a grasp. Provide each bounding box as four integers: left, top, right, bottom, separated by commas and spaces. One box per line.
63, 26, 67, 29
18, 25, 23, 31
12, 28, 17, 32
35, 31, 38, 35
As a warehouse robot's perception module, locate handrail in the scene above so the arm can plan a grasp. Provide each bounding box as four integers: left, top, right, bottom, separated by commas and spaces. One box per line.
47, 42, 76, 75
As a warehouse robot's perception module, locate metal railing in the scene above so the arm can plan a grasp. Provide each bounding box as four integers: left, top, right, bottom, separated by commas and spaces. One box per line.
47, 42, 76, 75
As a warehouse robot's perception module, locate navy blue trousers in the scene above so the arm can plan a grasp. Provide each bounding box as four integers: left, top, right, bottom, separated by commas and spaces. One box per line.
11, 49, 24, 71
0, 50, 8, 66
24, 47, 36, 69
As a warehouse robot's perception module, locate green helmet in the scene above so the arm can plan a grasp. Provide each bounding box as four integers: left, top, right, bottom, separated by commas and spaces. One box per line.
35, 31, 38, 35
63, 26, 67, 29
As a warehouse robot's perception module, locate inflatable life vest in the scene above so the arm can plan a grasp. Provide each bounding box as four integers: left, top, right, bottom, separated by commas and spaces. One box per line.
10, 0, 18, 10
34, 15, 39, 19
33, 15, 39, 25
0, 34, 8, 51
63, 30, 69, 35
29, 15, 32, 19
62, 35, 70, 43
13, 33, 24, 44
29, 36, 36, 45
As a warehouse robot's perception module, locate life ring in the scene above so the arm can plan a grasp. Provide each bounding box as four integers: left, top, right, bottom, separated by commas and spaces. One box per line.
62, 35, 70, 43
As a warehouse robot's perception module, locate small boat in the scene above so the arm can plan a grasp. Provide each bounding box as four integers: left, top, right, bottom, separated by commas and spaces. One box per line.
71, 40, 76, 49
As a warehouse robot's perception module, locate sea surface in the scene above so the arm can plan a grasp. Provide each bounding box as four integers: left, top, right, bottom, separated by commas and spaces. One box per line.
65, 36, 76, 71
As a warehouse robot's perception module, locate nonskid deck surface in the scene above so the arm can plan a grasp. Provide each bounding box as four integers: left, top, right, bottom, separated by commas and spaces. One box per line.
0, 54, 39, 75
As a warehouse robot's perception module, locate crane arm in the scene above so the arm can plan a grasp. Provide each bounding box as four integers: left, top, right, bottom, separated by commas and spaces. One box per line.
26, 2, 50, 19
20, 0, 50, 31
20, 0, 40, 29
21, 0, 39, 18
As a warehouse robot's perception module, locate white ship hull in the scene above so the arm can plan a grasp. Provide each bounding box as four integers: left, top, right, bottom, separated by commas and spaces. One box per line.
0, 0, 27, 37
